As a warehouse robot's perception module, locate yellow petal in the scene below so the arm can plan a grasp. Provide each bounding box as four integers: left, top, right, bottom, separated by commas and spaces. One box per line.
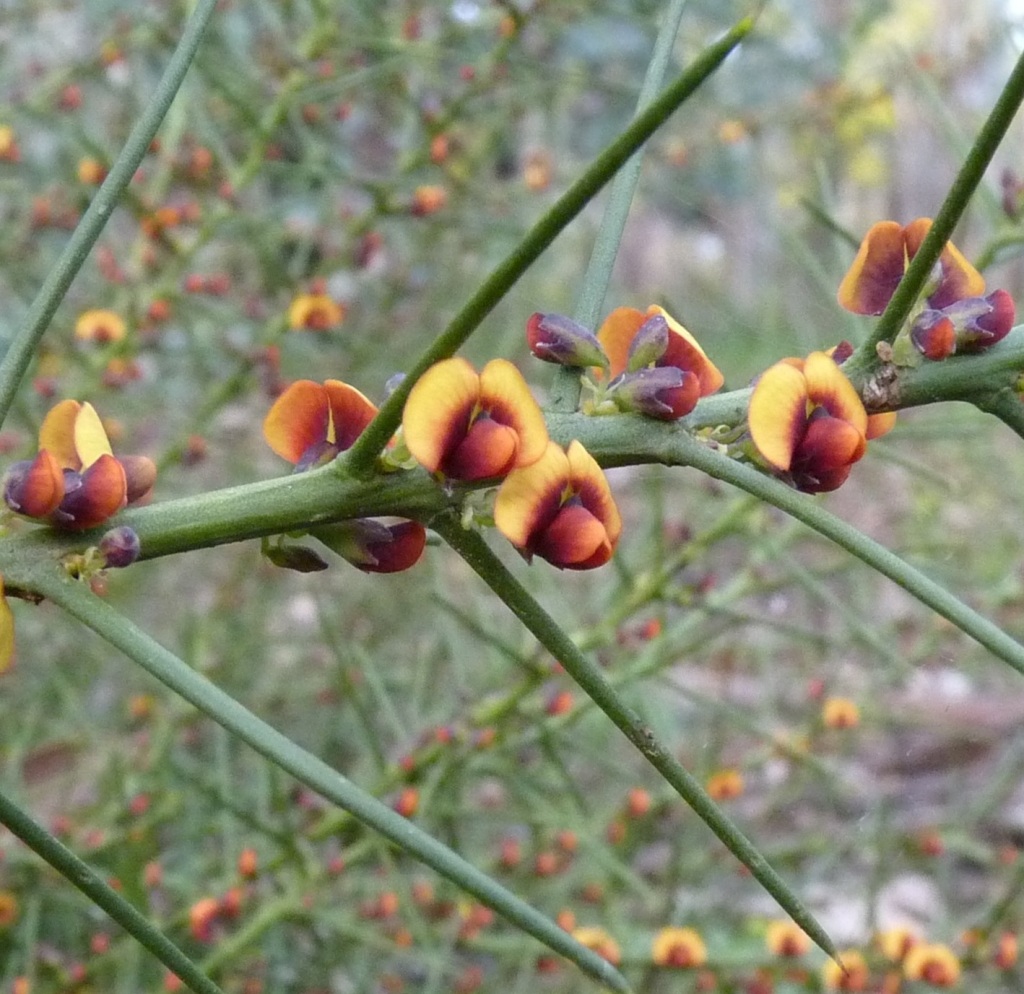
478, 358, 549, 469
866, 410, 897, 440
494, 441, 568, 549
402, 357, 480, 474
596, 307, 646, 378
647, 306, 724, 395
803, 351, 867, 436
323, 380, 378, 451
837, 220, 907, 315
263, 380, 331, 463
904, 217, 986, 308
73, 402, 114, 469
39, 399, 84, 469
748, 362, 808, 472
566, 440, 621, 549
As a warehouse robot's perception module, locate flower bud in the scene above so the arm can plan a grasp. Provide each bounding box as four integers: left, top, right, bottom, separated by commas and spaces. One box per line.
263, 542, 329, 573
947, 289, 1015, 351
3, 451, 65, 518
98, 526, 141, 568
611, 367, 701, 420
526, 313, 608, 369
624, 314, 669, 371
313, 518, 426, 573
909, 310, 955, 360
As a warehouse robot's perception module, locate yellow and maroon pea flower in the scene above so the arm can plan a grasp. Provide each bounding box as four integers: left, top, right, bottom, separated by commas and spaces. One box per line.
597, 305, 723, 417
748, 351, 868, 494
526, 313, 609, 369
705, 767, 743, 801
75, 309, 126, 344
822, 696, 860, 730
571, 926, 621, 966
902, 943, 960, 987
494, 440, 621, 570
765, 920, 812, 958
402, 357, 548, 482
410, 184, 447, 216
838, 218, 984, 316
822, 950, 870, 991
877, 927, 919, 963
651, 926, 707, 968
287, 292, 345, 332
0, 125, 20, 163
263, 379, 378, 471
4, 400, 155, 530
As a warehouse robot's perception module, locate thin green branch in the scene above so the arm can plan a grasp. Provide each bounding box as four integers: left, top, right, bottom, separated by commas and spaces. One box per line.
974, 386, 1024, 442
0, 786, 226, 994
28, 567, 631, 994
551, 0, 692, 414
0, 0, 220, 429
845, 45, 1024, 378
345, 15, 754, 477
434, 515, 837, 961
573, 0, 691, 330
3, 331, 1024, 570
542, 413, 1024, 678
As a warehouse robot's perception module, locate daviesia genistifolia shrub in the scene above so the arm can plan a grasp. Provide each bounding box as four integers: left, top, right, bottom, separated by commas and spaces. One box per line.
4, 3, 1024, 992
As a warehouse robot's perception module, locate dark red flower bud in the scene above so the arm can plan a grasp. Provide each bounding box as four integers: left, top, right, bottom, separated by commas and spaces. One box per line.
526, 313, 608, 369
611, 367, 701, 420
98, 526, 141, 568
624, 314, 669, 372
949, 289, 1015, 351
3, 451, 65, 517
909, 310, 956, 360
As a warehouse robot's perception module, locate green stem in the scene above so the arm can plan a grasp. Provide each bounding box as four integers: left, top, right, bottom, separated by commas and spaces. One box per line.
28, 567, 631, 994
540, 413, 1024, 677
973, 386, 1024, 442
0, 0, 220, 429
434, 515, 837, 961
345, 15, 754, 477
572, 0, 691, 329
846, 45, 1024, 377
0, 786, 226, 994
1, 330, 1023, 574
551, 0, 692, 413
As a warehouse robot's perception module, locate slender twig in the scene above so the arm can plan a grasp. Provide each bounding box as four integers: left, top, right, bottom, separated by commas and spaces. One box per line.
974, 386, 1024, 442
0, 0, 220, 428
540, 413, 1024, 678
434, 515, 837, 961
572, 0, 691, 325
550, 0, 699, 412
345, 16, 754, 477
0, 786, 226, 994
29, 568, 631, 994
845, 46, 1024, 378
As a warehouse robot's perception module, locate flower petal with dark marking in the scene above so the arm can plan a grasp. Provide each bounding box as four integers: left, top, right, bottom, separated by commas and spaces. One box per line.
3, 451, 65, 517
837, 220, 907, 315
748, 361, 809, 472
